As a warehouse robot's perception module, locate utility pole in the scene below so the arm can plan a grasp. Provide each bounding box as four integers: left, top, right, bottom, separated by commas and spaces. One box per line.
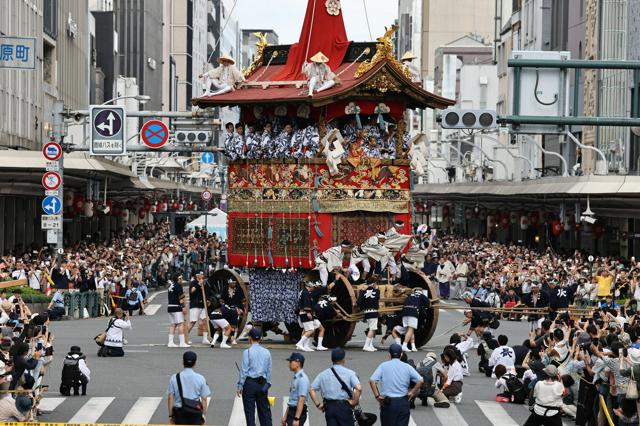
52, 100, 65, 254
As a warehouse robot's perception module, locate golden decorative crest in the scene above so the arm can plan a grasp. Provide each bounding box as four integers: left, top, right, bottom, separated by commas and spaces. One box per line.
355, 25, 411, 80
365, 73, 401, 93
244, 32, 270, 78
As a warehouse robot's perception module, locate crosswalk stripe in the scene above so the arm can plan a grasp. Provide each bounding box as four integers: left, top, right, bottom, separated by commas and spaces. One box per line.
282, 397, 310, 426
475, 400, 519, 426
121, 397, 162, 424
408, 414, 417, 426
38, 397, 66, 412
227, 396, 245, 426
145, 304, 161, 316
68, 397, 114, 423
432, 403, 469, 426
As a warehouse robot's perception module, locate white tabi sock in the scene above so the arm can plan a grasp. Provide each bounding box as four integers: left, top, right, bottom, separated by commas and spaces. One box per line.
168, 334, 174, 345
317, 337, 324, 348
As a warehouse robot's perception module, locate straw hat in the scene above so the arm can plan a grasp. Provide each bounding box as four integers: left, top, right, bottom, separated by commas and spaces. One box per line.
401, 51, 417, 62
217, 53, 235, 65
310, 51, 330, 63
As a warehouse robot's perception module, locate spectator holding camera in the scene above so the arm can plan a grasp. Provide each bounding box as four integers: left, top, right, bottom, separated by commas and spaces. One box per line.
98, 308, 131, 357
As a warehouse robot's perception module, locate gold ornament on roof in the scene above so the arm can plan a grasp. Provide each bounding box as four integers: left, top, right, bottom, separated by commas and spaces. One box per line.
325, 0, 341, 16
244, 32, 270, 78
355, 25, 411, 80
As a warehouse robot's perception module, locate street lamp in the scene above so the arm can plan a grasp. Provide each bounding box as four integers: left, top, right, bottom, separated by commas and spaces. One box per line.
100, 94, 151, 106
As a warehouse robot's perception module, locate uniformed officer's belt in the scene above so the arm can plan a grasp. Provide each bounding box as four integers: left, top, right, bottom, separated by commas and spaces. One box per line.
247, 376, 267, 385
324, 399, 348, 403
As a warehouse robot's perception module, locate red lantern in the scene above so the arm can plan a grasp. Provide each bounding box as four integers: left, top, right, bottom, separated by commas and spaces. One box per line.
529, 212, 540, 228
500, 214, 510, 229
551, 220, 562, 236
171, 202, 180, 211
138, 209, 146, 219
158, 202, 168, 212
73, 196, 84, 214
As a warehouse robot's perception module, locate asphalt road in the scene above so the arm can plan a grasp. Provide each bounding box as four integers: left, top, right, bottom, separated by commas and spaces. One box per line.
36, 291, 572, 426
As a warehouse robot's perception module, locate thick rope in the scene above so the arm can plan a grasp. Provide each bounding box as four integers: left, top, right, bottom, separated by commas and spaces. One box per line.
304, 0, 318, 61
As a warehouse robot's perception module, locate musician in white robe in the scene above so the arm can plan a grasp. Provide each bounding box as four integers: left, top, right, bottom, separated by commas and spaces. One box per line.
408, 133, 428, 177
401, 51, 421, 84
314, 240, 352, 286
322, 128, 345, 175
303, 52, 336, 97
199, 54, 245, 96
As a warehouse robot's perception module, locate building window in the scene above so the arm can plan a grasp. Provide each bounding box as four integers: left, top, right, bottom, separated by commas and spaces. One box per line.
43, 41, 55, 85
43, 0, 58, 39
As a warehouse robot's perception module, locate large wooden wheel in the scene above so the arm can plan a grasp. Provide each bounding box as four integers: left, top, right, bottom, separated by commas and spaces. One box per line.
322, 273, 357, 348
208, 269, 250, 336
407, 270, 440, 348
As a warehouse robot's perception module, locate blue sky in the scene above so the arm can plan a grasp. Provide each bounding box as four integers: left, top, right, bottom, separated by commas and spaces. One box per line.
235, 0, 399, 44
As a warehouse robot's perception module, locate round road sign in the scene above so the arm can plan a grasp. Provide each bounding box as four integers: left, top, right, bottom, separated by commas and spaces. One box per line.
43, 142, 62, 161
201, 189, 213, 202
140, 120, 169, 149
42, 171, 62, 190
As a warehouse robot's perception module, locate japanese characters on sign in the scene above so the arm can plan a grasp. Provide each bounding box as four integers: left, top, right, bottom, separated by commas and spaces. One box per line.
0, 36, 36, 70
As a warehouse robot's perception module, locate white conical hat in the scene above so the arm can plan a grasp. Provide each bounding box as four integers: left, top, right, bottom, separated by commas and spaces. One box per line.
401, 51, 417, 61
310, 51, 330, 63
218, 53, 235, 65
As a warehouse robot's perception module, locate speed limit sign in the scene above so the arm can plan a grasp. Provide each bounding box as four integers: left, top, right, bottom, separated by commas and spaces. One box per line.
201, 189, 212, 202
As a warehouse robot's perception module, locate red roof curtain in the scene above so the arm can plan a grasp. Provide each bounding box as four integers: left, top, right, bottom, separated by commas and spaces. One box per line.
274, 0, 351, 81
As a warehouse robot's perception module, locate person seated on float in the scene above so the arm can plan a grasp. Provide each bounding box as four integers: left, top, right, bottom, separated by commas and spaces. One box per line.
199, 53, 245, 96
302, 52, 336, 97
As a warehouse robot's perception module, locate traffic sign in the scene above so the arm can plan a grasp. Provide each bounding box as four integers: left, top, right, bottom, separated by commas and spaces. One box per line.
90, 106, 126, 156
201, 189, 213, 202
43, 142, 62, 161
45, 190, 60, 197
201, 152, 214, 164
45, 161, 59, 172
41, 215, 62, 230
46, 230, 58, 244
42, 171, 61, 190
41, 196, 62, 215
140, 120, 169, 148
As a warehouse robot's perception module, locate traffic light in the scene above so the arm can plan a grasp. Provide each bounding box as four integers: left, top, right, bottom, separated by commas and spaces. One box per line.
174, 130, 212, 144
439, 108, 497, 130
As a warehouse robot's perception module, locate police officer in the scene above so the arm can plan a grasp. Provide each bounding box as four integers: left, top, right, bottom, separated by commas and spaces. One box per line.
124, 282, 145, 316
283, 352, 310, 426
369, 344, 423, 426
310, 348, 362, 426
167, 351, 211, 425
237, 328, 272, 426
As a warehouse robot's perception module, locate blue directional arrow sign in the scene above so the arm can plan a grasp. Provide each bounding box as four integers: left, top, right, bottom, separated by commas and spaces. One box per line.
42, 196, 62, 215
200, 152, 214, 164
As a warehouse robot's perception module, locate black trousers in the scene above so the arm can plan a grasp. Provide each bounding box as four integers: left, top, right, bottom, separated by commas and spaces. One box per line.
523, 413, 563, 426
242, 377, 272, 426
381, 397, 410, 426
285, 405, 307, 426
324, 401, 354, 426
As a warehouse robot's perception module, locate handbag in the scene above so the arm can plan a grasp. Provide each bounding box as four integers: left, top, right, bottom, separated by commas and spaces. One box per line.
330, 368, 377, 426
94, 319, 114, 346
176, 373, 204, 417
626, 369, 639, 400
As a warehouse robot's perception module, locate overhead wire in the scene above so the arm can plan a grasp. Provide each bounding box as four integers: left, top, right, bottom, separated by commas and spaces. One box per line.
206, 0, 240, 65
362, 0, 373, 41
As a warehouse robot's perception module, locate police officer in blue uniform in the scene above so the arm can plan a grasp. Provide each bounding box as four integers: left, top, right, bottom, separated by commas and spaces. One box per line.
310, 348, 362, 426
369, 344, 423, 426
283, 352, 310, 426
167, 351, 211, 425
237, 328, 272, 426
124, 282, 145, 316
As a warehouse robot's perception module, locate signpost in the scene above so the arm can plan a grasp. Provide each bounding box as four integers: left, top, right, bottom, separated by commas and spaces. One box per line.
90, 106, 126, 155
43, 142, 62, 161
42, 196, 62, 215
201, 189, 213, 202
41, 215, 62, 230
0, 36, 36, 70
200, 152, 214, 164
140, 120, 169, 149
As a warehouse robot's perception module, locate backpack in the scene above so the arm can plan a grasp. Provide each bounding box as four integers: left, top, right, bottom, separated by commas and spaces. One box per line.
127, 289, 139, 302
417, 358, 437, 397
504, 374, 527, 404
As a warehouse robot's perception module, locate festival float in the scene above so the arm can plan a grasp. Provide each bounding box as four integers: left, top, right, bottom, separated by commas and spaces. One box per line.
192, 0, 455, 348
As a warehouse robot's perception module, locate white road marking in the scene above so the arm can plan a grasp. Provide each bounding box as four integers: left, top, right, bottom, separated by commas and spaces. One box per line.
147, 289, 167, 303
38, 397, 66, 412
121, 397, 163, 424
68, 397, 115, 423
282, 397, 310, 426
228, 395, 246, 426
475, 400, 519, 426
145, 304, 161, 316
409, 414, 417, 426
433, 403, 469, 426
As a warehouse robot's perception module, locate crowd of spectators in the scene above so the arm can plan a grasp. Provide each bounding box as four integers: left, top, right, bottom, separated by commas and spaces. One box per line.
419, 235, 640, 425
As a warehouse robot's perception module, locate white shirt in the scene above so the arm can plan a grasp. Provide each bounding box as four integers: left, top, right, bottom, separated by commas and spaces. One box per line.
105, 318, 132, 348
28, 270, 41, 290
455, 263, 469, 281
489, 345, 516, 371
532, 381, 564, 416
11, 269, 26, 280
456, 338, 474, 376
446, 361, 464, 385
79, 359, 91, 380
